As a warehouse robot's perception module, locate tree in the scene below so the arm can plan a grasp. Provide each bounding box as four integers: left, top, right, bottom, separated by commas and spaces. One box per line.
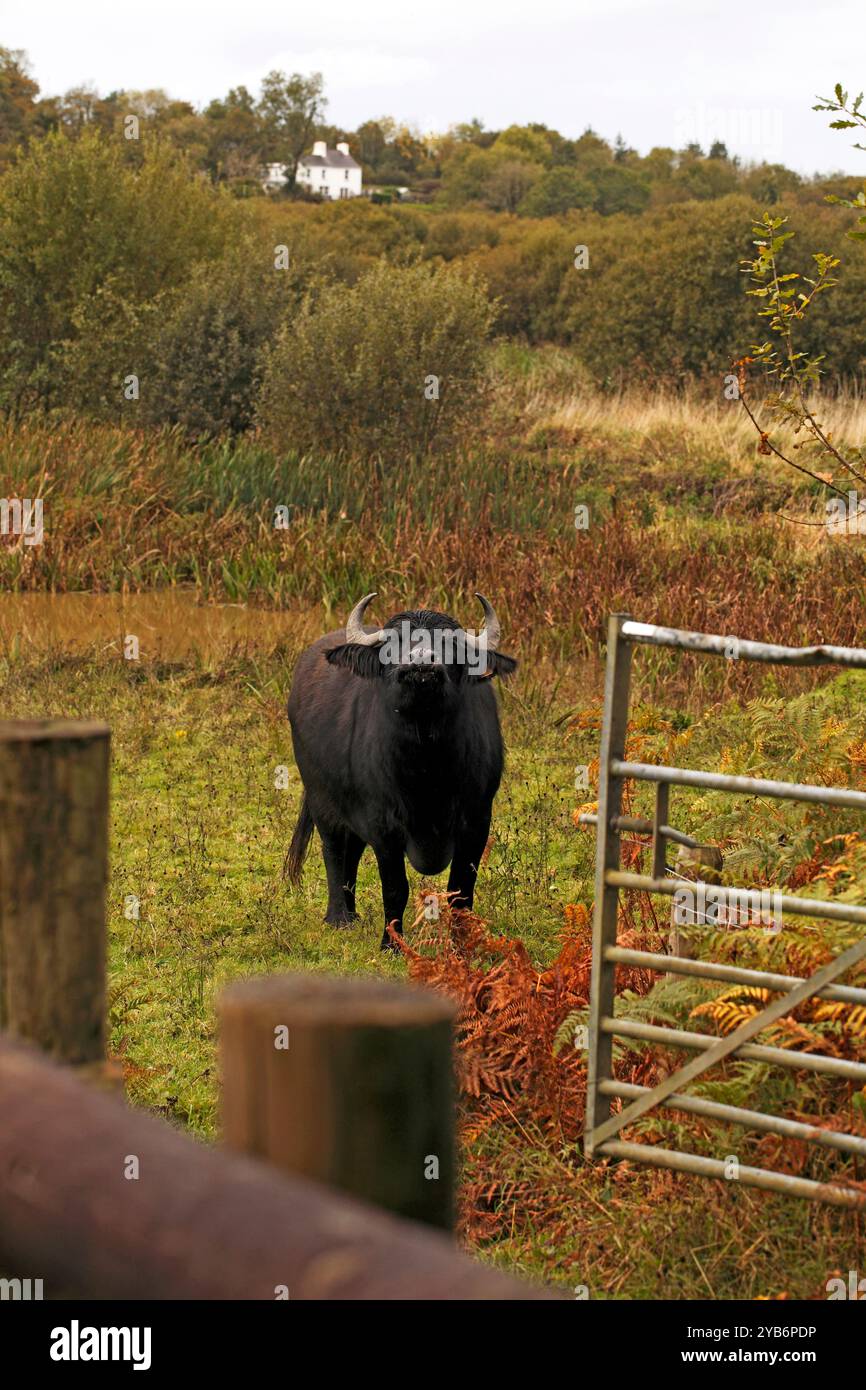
490, 124, 553, 166
590, 164, 650, 215
673, 156, 738, 202
483, 159, 541, 212
613, 133, 638, 163
439, 144, 496, 205
57, 85, 101, 132
356, 118, 388, 171
204, 87, 263, 184
518, 168, 595, 217
572, 128, 614, 175
741, 162, 802, 205
454, 117, 487, 144
0, 47, 40, 166
256, 71, 326, 188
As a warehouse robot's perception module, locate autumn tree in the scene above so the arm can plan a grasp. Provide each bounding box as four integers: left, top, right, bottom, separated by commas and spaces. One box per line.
203, 87, 263, 185
483, 159, 541, 212
0, 47, 39, 166
0, 129, 240, 411
256, 71, 326, 188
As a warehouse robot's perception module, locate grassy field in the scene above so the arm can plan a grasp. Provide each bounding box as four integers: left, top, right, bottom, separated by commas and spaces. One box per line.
3, 355, 866, 1297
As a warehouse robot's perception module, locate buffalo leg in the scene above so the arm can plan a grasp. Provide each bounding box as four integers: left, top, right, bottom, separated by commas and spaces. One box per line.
320, 827, 356, 927
374, 843, 409, 951
447, 812, 492, 913
342, 832, 365, 918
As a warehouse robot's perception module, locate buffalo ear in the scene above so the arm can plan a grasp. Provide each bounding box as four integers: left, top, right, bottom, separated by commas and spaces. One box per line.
470, 651, 518, 682
326, 643, 387, 679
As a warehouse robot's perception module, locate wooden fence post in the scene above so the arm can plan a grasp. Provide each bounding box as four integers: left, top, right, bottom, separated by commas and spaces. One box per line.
0, 719, 109, 1064
219, 973, 457, 1230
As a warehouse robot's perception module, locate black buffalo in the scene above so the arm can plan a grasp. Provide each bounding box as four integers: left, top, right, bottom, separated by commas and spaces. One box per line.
285, 593, 517, 949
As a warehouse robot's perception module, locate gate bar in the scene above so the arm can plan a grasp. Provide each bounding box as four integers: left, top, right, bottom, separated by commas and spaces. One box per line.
611, 759, 866, 811
607, 869, 866, 927
607, 945, 866, 1007
577, 811, 700, 850
603, 1016, 866, 1082
599, 1140, 866, 1208
600, 1079, 866, 1158
621, 621, 866, 670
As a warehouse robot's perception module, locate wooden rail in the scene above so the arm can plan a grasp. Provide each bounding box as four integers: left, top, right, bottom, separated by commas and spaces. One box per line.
0, 1036, 545, 1300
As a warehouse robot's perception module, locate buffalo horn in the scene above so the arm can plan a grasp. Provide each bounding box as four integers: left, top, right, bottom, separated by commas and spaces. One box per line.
344, 592, 390, 645
464, 593, 501, 660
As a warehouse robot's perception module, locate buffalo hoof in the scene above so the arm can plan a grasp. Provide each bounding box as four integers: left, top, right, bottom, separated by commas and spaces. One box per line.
325, 911, 358, 929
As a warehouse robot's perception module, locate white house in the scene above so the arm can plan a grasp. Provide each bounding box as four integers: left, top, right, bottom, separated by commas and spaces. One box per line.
262, 163, 289, 190
262, 141, 363, 198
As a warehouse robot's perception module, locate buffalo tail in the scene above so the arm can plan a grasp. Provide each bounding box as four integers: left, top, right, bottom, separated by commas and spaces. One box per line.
284, 793, 314, 883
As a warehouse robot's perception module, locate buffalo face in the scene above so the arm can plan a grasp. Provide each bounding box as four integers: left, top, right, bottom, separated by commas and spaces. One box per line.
325, 594, 517, 722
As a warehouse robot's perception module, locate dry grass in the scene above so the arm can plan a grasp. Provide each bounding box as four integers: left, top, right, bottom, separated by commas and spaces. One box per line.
526, 384, 866, 481
3, 357, 866, 705
3, 403, 866, 706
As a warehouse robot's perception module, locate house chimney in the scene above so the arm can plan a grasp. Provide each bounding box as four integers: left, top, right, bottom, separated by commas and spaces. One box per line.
336, 141, 350, 156
312, 140, 327, 158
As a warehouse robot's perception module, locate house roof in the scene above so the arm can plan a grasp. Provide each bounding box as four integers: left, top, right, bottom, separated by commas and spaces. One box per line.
300, 149, 360, 170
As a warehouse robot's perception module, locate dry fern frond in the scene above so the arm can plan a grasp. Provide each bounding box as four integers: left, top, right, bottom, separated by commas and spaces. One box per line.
691, 985, 773, 1035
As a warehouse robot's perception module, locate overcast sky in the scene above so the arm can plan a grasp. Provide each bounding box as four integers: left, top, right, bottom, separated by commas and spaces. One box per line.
5, 0, 865, 174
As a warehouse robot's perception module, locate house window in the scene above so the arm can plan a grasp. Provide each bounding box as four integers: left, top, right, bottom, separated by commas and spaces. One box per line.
345, 169, 349, 179
340, 186, 349, 199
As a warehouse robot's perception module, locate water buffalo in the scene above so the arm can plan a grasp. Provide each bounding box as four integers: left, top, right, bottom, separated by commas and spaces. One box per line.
285, 593, 517, 949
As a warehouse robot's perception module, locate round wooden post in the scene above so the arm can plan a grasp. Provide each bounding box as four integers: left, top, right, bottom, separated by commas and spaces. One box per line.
0, 720, 109, 1064
219, 973, 457, 1230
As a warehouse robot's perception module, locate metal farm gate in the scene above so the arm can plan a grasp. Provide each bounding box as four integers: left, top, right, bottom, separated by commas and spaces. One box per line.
580, 614, 866, 1208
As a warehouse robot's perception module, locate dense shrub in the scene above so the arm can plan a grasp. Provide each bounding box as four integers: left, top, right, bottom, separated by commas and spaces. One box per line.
57, 240, 306, 434
468, 195, 866, 382
463, 221, 576, 338
256, 260, 496, 460
0, 130, 241, 412
253, 197, 429, 285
